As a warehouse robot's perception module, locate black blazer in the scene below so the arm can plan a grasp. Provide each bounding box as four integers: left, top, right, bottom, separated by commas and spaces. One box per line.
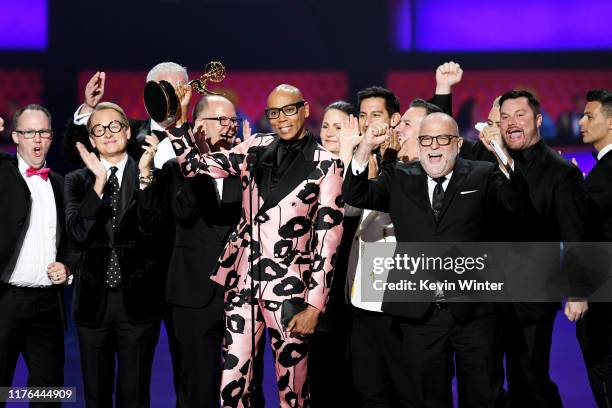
64, 157, 165, 325
160, 159, 242, 307
504, 141, 589, 322
585, 149, 612, 241
0, 153, 75, 326
62, 118, 153, 168
343, 157, 528, 321
0, 152, 74, 277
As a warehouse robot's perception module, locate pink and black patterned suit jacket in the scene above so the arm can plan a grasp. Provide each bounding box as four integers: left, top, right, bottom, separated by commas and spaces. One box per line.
167, 125, 344, 311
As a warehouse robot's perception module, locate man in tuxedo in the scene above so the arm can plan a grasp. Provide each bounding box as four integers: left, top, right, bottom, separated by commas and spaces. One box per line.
165, 83, 344, 407
341, 63, 464, 407
64, 102, 164, 407
62, 62, 189, 169
159, 95, 245, 407
343, 112, 526, 407
497, 90, 589, 407
576, 89, 612, 408
0, 104, 74, 408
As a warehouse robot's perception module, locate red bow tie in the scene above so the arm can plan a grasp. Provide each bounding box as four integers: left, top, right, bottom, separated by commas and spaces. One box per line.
25, 167, 50, 181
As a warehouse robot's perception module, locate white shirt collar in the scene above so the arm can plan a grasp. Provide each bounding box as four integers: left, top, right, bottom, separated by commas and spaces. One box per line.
597, 144, 612, 161
100, 153, 128, 176
427, 170, 453, 185
150, 120, 165, 132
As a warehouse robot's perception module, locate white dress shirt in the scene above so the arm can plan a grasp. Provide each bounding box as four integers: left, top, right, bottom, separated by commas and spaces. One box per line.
427, 172, 452, 205
100, 153, 129, 191
349, 209, 396, 313
8, 155, 57, 287
598, 144, 612, 161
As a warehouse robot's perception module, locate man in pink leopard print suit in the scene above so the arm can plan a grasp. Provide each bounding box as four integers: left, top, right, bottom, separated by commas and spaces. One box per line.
166, 84, 344, 407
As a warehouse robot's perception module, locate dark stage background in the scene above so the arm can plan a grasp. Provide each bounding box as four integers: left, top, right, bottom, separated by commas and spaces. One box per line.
1, 0, 612, 406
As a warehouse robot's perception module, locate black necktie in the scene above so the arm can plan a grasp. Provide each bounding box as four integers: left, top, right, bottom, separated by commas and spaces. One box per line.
432, 176, 446, 221
105, 166, 121, 288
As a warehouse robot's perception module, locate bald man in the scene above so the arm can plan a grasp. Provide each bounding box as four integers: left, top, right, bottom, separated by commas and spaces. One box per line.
343, 113, 527, 407
165, 84, 344, 407
158, 95, 245, 407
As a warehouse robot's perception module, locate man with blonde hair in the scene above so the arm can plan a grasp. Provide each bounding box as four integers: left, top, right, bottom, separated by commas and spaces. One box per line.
62, 62, 189, 168
65, 101, 165, 407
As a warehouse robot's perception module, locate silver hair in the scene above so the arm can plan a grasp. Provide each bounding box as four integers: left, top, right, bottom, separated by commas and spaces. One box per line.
146, 62, 188, 82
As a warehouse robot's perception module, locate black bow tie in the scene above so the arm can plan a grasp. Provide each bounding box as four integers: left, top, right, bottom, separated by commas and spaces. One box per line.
276, 135, 309, 167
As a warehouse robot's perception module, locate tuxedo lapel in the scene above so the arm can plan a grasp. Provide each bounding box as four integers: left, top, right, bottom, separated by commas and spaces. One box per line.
116, 157, 136, 230
438, 158, 469, 221
252, 138, 277, 198
211, 178, 238, 240
399, 163, 435, 223
10, 157, 30, 197
256, 135, 318, 217
49, 172, 64, 246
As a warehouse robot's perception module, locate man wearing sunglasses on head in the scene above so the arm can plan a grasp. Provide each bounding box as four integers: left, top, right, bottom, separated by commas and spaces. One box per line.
164, 83, 344, 408
0, 105, 76, 407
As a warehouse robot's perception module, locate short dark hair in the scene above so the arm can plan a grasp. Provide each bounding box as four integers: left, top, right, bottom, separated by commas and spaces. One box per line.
409, 98, 442, 115
325, 100, 358, 117
586, 89, 612, 118
499, 90, 541, 116
357, 86, 400, 116
13, 104, 52, 129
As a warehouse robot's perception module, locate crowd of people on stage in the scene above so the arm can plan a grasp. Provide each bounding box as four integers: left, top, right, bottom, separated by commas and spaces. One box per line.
1, 60, 611, 408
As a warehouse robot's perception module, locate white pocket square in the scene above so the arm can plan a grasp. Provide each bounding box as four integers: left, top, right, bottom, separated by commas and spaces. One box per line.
460, 190, 478, 195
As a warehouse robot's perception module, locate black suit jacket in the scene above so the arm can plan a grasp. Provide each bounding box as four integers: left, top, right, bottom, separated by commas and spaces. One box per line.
343, 157, 527, 321
585, 149, 612, 241
64, 157, 165, 325
505, 140, 589, 321
62, 118, 153, 167
0, 153, 75, 325
460, 138, 496, 162
160, 159, 242, 307
0, 152, 74, 277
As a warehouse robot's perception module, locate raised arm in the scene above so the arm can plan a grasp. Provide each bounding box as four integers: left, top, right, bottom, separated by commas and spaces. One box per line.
342, 122, 394, 212
305, 158, 345, 312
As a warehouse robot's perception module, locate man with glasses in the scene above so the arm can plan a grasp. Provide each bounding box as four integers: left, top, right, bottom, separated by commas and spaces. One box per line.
0, 104, 75, 407
157, 94, 249, 407
343, 112, 527, 407
165, 83, 344, 407
341, 63, 461, 407
64, 102, 164, 407
62, 62, 189, 170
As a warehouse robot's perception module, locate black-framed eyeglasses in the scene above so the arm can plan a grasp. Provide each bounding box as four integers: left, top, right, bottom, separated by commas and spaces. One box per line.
90, 120, 126, 137
418, 134, 458, 147
197, 116, 242, 126
14, 129, 53, 139
264, 101, 305, 120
